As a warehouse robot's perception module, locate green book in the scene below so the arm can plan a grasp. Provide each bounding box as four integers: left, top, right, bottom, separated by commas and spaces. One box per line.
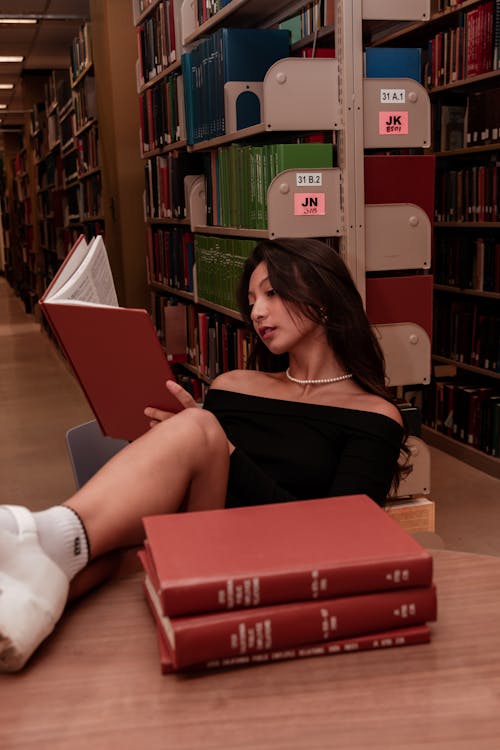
274, 143, 334, 172
279, 14, 302, 45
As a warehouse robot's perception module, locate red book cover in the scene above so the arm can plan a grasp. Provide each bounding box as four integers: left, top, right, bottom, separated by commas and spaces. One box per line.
365, 275, 434, 340
143, 572, 436, 670
142, 495, 433, 618
301, 48, 336, 58
39, 235, 182, 441
138, 556, 431, 674
364, 155, 436, 223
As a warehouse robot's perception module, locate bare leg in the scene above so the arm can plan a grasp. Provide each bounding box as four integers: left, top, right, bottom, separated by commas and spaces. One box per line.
65, 408, 230, 560
0, 408, 230, 671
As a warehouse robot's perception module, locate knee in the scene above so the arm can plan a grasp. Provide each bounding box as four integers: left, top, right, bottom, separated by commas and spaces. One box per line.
158, 407, 225, 450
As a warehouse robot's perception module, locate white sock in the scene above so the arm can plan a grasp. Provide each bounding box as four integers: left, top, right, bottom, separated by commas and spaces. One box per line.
0, 506, 17, 534
0, 505, 90, 581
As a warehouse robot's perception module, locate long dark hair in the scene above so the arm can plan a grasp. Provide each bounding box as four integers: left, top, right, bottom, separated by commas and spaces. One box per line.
236, 238, 411, 492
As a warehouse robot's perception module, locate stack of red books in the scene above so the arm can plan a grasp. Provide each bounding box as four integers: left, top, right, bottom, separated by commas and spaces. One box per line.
139, 494, 437, 673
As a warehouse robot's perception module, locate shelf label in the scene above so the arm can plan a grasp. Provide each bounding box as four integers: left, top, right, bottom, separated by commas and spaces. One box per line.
380, 88, 406, 104
379, 111, 409, 135
296, 172, 323, 186
294, 193, 326, 216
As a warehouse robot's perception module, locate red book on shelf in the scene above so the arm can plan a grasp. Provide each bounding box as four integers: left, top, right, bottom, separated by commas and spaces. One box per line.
365, 274, 434, 340
142, 494, 433, 618
138, 552, 432, 674
364, 154, 435, 223
39, 234, 182, 441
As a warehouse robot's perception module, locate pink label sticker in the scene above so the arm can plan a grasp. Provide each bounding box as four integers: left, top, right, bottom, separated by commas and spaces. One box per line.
378, 111, 409, 135
294, 193, 326, 216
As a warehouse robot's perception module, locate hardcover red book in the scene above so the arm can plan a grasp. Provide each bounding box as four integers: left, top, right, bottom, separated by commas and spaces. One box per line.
142, 494, 434, 617
364, 155, 436, 223
39, 234, 182, 441
138, 557, 431, 674
142, 570, 436, 670
365, 274, 434, 340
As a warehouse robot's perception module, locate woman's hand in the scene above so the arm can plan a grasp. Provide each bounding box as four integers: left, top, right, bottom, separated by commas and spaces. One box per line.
144, 379, 199, 428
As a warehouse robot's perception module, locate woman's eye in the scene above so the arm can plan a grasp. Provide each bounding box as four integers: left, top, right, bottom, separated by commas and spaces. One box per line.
266, 289, 277, 298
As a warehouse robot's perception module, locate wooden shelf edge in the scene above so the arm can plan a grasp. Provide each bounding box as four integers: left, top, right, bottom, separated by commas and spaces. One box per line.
422, 425, 500, 479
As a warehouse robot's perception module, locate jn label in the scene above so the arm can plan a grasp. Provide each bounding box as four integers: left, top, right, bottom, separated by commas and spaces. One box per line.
294, 193, 326, 216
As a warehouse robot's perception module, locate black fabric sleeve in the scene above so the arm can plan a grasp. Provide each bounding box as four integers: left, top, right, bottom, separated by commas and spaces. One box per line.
326, 431, 402, 506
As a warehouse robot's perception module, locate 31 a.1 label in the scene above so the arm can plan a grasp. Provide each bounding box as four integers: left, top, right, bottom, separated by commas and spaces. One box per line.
380, 88, 406, 104
296, 172, 322, 186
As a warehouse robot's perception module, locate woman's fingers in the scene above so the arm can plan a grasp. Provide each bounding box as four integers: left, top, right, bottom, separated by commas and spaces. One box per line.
144, 380, 198, 429
144, 407, 174, 423
165, 379, 198, 409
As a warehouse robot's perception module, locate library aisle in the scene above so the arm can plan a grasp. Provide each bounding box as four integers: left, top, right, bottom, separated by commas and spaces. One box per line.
1, 275, 499, 556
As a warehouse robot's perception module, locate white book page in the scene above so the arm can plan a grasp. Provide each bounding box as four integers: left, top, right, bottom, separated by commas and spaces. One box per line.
45, 236, 89, 297
46, 235, 119, 307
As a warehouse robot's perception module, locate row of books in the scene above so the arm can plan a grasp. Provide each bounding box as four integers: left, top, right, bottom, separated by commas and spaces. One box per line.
37, 189, 62, 222
195, 309, 253, 377
422, 378, 500, 455
139, 495, 436, 673
43, 69, 71, 114
136, 0, 178, 87
426, 1, 499, 89
146, 225, 194, 292
70, 23, 92, 83
79, 172, 102, 218
76, 126, 99, 175
73, 76, 97, 132
139, 72, 184, 153
434, 160, 500, 222
433, 296, 500, 372
36, 153, 60, 192
62, 150, 78, 186
143, 151, 203, 220
62, 178, 102, 223
39, 218, 62, 253
191, 0, 232, 27
279, 0, 336, 44
436, 87, 500, 151
181, 27, 290, 144
195, 233, 255, 310
206, 142, 334, 230
434, 233, 500, 292
60, 110, 76, 151
149, 287, 254, 377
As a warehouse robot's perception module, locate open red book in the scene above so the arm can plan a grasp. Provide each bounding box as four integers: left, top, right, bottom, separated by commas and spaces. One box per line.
39, 234, 182, 441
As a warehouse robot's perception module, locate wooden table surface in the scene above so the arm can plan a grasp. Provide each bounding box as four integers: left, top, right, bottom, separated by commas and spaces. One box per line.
2, 548, 500, 750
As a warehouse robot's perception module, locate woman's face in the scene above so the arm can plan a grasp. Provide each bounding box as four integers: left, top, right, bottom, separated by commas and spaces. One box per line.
247, 262, 321, 355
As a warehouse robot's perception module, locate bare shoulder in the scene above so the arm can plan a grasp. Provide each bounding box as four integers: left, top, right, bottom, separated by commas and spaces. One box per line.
210, 369, 274, 394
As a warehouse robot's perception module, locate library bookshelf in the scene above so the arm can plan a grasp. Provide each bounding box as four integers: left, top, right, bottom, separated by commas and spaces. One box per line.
3, 22, 106, 320
370, 0, 500, 477
130, 0, 436, 520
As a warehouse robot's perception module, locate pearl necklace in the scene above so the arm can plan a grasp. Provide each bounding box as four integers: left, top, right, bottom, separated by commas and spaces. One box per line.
285, 368, 353, 385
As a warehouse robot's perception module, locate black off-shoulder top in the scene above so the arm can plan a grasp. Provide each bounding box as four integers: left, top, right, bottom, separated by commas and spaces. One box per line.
203, 389, 404, 508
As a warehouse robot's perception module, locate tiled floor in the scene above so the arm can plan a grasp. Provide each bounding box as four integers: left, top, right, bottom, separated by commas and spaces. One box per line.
1, 276, 499, 556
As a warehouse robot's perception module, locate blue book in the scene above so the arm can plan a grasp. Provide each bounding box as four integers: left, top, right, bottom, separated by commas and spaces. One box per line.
180, 52, 195, 145
365, 47, 422, 84
191, 28, 290, 142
